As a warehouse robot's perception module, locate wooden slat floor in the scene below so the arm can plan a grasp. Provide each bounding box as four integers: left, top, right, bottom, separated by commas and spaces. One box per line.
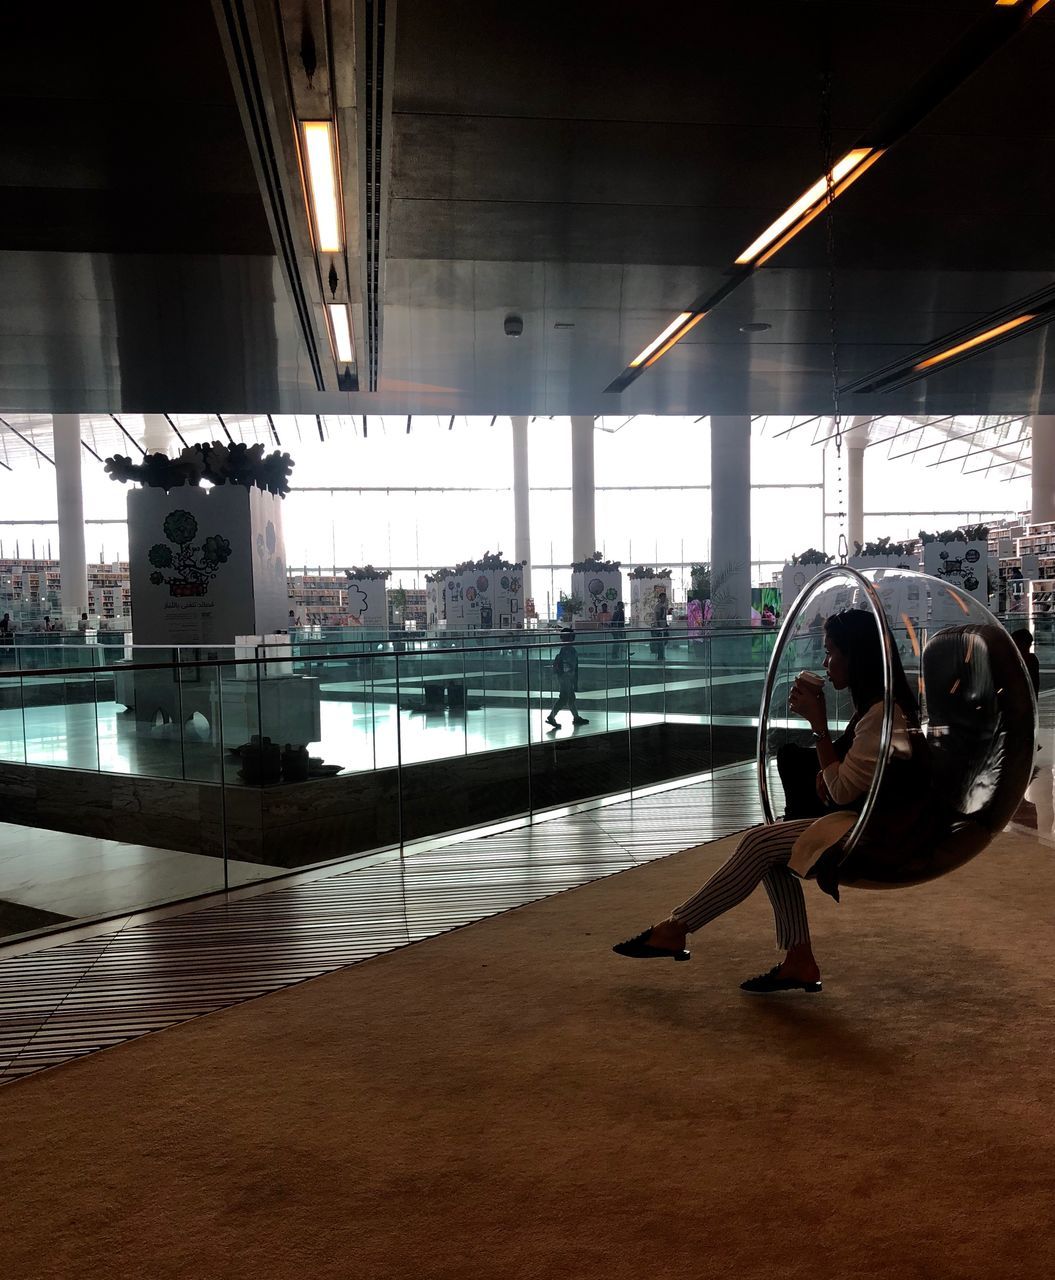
0, 764, 763, 1084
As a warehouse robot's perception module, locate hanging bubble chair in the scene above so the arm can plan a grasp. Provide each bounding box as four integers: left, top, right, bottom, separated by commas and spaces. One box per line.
758, 566, 1036, 892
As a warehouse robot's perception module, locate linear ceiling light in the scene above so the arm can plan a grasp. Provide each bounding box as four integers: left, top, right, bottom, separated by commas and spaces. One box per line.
913, 314, 1036, 371
629, 311, 707, 368
735, 149, 880, 266
327, 303, 354, 363
302, 121, 342, 253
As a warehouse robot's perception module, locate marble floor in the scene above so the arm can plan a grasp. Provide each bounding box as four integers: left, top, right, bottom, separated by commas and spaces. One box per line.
0, 821, 272, 938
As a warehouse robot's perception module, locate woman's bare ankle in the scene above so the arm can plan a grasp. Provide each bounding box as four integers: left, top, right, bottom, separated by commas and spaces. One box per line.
651, 919, 688, 946
779, 944, 820, 980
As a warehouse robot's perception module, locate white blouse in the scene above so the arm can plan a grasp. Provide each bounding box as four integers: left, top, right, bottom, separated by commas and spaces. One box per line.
821, 701, 912, 806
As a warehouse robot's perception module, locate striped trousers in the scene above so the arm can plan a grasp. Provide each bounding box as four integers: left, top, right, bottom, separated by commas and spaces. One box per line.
671, 819, 815, 950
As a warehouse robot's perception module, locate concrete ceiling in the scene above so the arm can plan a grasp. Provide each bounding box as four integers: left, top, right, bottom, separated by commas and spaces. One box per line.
1, 1, 1054, 416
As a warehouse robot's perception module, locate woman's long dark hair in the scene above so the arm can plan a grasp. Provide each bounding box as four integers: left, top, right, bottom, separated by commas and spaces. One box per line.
824, 608, 919, 727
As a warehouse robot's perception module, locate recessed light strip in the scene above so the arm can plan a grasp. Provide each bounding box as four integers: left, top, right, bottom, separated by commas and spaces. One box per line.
327, 303, 354, 363
302, 121, 342, 253
629, 312, 705, 368
913, 314, 1036, 371
735, 149, 877, 266
754, 150, 885, 266
640, 312, 707, 366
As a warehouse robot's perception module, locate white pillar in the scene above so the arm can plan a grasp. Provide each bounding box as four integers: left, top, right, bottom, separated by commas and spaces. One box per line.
53, 415, 88, 617
1031, 417, 1055, 524
570, 416, 596, 562
142, 413, 174, 455
709, 416, 752, 623
511, 415, 532, 603
845, 417, 870, 551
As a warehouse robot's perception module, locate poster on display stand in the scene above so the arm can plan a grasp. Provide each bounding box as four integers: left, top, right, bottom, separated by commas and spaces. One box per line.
572, 569, 621, 626
344, 577, 388, 627
922, 541, 990, 623
489, 567, 523, 627
629, 577, 671, 627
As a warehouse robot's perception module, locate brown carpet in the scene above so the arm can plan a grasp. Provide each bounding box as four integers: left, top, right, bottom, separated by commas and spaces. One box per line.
3, 827, 1055, 1280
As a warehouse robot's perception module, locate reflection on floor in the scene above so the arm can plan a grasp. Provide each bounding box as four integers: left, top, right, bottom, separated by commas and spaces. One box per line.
0, 673, 759, 782
0, 822, 267, 939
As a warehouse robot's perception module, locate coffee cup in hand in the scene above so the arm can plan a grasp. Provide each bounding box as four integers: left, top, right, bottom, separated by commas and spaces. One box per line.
796, 670, 824, 690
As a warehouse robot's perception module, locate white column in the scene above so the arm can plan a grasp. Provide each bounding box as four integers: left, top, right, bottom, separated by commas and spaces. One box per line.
845, 417, 870, 551
1031, 417, 1055, 524
53, 415, 88, 617
709, 416, 752, 624
511, 416, 532, 603
570, 416, 596, 562
142, 413, 174, 455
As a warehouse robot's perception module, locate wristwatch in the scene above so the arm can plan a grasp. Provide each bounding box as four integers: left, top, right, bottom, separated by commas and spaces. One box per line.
812, 729, 831, 743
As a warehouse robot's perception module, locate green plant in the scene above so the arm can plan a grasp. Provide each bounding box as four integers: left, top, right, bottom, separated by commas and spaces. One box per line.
345, 565, 391, 580
558, 591, 583, 619
105, 442, 295, 497
451, 550, 525, 573
628, 564, 672, 579
790, 548, 834, 566
570, 551, 620, 573
852, 536, 914, 558
687, 562, 711, 603
918, 525, 989, 545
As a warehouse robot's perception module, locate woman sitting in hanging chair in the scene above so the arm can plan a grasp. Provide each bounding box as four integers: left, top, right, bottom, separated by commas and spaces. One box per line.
613, 608, 924, 993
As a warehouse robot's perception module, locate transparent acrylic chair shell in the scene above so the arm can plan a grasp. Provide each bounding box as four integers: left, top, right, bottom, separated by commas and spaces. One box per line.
757, 565, 893, 863
756, 566, 1036, 889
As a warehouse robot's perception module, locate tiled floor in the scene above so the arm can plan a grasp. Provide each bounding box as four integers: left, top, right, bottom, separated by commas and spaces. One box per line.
0, 763, 764, 1083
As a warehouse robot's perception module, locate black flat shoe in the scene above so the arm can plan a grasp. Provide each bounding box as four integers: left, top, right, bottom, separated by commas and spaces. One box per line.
612, 927, 690, 962
740, 965, 821, 994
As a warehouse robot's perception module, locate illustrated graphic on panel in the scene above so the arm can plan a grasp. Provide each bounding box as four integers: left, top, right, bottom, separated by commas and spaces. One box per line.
148, 511, 232, 596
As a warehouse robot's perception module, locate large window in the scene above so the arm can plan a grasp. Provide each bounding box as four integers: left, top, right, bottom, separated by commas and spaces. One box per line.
0, 416, 1029, 601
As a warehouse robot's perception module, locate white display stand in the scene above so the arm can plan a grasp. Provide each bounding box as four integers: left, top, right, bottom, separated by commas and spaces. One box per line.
780, 562, 828, 609
629, 577, 671, 626
572, 569, 621, 625
127, 485, 288, 645
426, 580, 445, 628
441, 566, 524, 629
344, 577, 388, 627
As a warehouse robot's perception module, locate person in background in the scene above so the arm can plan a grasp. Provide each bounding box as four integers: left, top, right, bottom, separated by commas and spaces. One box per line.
77, 612, 89, 632
650, 590, 669, 660
546, 627, 589, 728
1011, 628, 1041, 697
0, 613, 10, 636
609, 599, 626, 662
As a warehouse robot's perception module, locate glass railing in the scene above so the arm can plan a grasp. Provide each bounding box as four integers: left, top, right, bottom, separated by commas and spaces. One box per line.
0, 613, 1046, 946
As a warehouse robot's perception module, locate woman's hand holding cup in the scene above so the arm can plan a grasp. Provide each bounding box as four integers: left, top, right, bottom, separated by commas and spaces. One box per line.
789, 669, 827, 731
